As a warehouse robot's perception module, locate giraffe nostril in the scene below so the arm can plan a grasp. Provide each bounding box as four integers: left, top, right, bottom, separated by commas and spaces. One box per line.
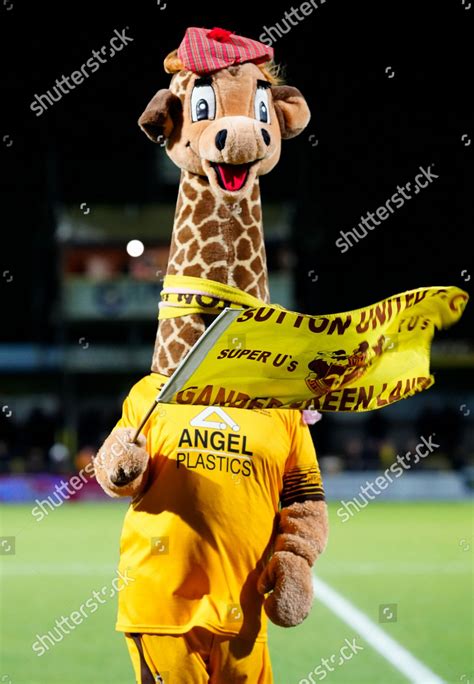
261, 129, 271, 146
215, 130, 228, 151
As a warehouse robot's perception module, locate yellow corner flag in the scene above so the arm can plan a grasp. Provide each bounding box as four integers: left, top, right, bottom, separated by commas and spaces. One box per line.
159, 286, 468, 412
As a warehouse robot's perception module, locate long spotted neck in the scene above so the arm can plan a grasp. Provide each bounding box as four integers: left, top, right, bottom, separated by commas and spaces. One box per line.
151, 170, 270, 376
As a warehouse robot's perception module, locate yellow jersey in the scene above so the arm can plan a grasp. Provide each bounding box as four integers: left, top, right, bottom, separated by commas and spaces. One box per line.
114, 373, 324, 642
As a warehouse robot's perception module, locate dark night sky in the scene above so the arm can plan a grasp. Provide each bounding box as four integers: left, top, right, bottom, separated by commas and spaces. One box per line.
0, 0, 472, 343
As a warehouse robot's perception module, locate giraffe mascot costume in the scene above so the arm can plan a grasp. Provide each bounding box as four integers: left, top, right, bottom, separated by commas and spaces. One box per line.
94, 27, 328, 683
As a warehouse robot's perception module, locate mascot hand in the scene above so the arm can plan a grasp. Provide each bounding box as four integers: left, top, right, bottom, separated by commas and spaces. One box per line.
257, 550, 314, 627
94, 428, 150, 498
257, 500, 329, 627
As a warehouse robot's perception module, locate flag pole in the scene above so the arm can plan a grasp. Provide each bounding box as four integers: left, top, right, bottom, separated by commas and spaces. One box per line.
131, 400, 158, 444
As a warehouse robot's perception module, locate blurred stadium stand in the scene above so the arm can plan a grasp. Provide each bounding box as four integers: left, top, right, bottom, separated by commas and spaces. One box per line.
0, 2, 472, 499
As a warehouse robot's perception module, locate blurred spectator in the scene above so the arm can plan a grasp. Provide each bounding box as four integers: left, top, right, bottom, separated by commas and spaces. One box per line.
26, 446, 47, 473
365, 411, 390, 469
85, 255, 115, 280
23, 408, 56, 453
0, 396, 470, 475
75, 446, 95, 474
379, 440, 397, 470
0, 440, 11, 474
416, 405, 466, 470
416, 406, 437, 440
437, 405, 466, 470
78, 408, 104, 452
0, 409, 15, 473
343, 437, 366, 471
366, 411, 389, 442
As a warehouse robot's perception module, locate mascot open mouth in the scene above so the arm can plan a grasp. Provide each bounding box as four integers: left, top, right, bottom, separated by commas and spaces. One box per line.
211, 162, 251, 192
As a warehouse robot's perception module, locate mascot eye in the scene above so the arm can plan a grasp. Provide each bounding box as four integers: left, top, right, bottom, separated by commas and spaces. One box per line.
254, 88, 270, 123
191, 84, 216, 122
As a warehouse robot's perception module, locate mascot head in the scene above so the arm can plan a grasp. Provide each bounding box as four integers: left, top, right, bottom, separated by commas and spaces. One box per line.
138, 27, 311, 203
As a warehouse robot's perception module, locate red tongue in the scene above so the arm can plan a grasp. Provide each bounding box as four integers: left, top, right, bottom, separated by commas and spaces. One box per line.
215, 163, 249, 191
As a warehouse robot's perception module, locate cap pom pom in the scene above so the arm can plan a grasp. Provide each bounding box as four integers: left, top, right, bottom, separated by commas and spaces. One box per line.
207, 27, 234, 42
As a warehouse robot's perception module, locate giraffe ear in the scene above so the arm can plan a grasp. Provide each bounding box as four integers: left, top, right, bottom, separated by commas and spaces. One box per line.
271, 86, 311, 140
138, 89, 182, 143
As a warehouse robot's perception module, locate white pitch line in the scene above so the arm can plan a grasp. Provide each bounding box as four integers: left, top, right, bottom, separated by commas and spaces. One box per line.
313, 576, 446, 684
0, 563, 116, 576
323, 561, 469, 575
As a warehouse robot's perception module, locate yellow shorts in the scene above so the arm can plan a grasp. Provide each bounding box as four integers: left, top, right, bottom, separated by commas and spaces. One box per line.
125, 628, 273, 683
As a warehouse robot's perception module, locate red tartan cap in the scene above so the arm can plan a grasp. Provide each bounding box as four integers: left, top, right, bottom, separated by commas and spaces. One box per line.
177, 27, 274, 75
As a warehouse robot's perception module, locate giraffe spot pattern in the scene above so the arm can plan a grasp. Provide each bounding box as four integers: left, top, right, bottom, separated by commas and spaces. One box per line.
175, 192, 184, 216
247, 225, 261, 249
183, 263, 205, 277
152, 315, 205, 375
240, 200, 253, 226
193, 191, 215, 225
177, 225, 194, 244
153, 170, 270, 374
173, 249, 185, 265
180, 319, 205, 346
171, 72, 192, 101
201, 240, 227, 265
186, 239, 200, 262
258, 271, 268, 291
178, 204, 193, 224
207, 266, 228, 281
236, 238, 252, 261
252, 204, 261, 222
170, 339, 186, 363
199, 221, 220, 240
232, 264, 256, 291
182, 182, 198, 202
251, 255, 263, 273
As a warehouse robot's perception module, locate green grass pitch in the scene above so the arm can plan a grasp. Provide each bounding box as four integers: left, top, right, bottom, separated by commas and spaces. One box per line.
0, 501, 472, 683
